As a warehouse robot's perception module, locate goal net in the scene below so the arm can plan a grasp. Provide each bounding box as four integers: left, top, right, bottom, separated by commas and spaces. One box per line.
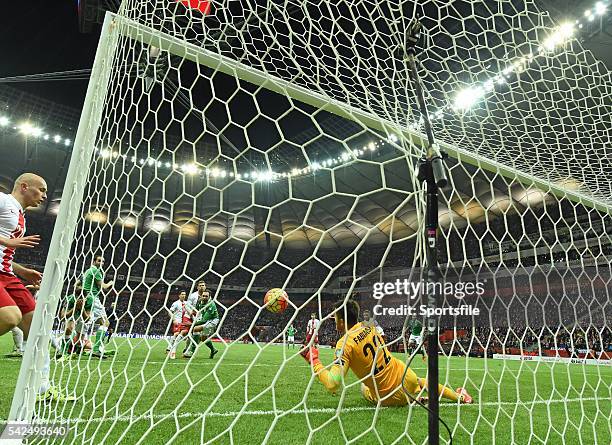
6, 1, 611, 444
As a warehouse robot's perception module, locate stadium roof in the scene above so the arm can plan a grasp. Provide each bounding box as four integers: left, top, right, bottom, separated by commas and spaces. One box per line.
0, 0, 610, 249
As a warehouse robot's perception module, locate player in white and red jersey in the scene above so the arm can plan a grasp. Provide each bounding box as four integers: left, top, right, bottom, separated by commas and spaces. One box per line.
167, 290, 195, 358
306, 312, 320, 347
0, 174, 72, 401
0, 173, 46, 338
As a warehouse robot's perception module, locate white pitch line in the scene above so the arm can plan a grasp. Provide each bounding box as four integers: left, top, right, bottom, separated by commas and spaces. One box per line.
5, 356, 609, 375
12, 397, 605, 424
54, 359, 609, 376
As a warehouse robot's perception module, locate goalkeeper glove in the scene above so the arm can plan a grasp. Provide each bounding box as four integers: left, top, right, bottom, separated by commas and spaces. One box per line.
300, 344, 320, 366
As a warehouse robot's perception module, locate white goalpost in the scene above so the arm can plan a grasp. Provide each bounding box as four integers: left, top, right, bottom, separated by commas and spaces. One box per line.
4, 1, 611, 444
6, 14, 121, 426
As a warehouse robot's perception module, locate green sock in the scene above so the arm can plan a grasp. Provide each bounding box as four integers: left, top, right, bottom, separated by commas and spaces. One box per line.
190, 335, 201, 353
204, 340, 215, 352
93, 327, 107, 353
61, 336, 71, 354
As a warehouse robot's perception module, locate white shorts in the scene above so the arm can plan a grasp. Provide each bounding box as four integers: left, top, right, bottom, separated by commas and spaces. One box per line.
287, 336, 295, 342
92, 298, 107, 323
408, 334, 423, 345
199, 319, 219, 336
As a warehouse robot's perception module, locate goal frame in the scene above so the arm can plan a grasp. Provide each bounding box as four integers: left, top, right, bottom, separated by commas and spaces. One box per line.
6, 14, 119, 426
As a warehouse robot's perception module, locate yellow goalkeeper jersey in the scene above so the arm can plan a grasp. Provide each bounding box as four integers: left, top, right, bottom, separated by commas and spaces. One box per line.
334, 322, 404, 396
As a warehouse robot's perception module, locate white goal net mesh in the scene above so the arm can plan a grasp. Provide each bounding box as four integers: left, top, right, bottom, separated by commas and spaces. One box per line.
7, 1, 611, 444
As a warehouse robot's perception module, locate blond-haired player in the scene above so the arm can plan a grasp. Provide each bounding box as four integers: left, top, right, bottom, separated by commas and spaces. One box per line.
301, 299, 473, 406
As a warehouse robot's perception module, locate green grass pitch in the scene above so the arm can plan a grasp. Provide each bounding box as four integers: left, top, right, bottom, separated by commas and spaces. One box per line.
0, 335, 610, 444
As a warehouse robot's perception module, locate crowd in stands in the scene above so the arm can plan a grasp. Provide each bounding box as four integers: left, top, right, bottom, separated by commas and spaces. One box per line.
17, 204, 612, 357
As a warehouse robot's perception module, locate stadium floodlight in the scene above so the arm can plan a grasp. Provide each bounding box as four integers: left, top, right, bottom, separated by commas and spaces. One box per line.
595, 2, 606, 14
453, 87, 485, 110
260, 170, 274, 181
543, 23, 575, 51
64, 138, 71, 146
561, 22, 574, 38
148, 219, 169, 232
18, 122, 43, 137
119, 215, 137, 228
182, 163, 198, 175
0, 116, 9, 126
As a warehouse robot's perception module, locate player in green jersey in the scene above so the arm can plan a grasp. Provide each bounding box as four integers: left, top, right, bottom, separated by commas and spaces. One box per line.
407, 317, 426, 361
57, 281, 93, 357
82, 254, 114, 358
286, 325, 296, 348
183, 290, 219, 359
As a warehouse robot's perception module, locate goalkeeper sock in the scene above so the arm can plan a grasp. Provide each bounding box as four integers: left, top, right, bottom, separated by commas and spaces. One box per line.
439, 384, 460, 402
414, 376, 459, 402
93, 326, 107, 353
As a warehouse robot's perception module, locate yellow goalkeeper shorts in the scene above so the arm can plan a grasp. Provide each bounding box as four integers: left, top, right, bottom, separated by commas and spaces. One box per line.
360, 366, 420, 407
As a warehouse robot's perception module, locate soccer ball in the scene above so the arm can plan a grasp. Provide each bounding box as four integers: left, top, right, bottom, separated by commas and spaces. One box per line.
264, 288, 289, 313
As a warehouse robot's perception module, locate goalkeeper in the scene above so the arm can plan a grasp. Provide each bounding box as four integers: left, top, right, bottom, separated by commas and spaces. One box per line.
301, 299, 473, 406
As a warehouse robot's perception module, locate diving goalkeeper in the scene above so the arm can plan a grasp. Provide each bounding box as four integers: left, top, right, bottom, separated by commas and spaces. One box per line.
301, 299, 473, 406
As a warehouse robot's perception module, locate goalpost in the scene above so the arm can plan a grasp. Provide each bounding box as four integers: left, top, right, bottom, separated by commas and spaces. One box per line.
5, 1, 611, 444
